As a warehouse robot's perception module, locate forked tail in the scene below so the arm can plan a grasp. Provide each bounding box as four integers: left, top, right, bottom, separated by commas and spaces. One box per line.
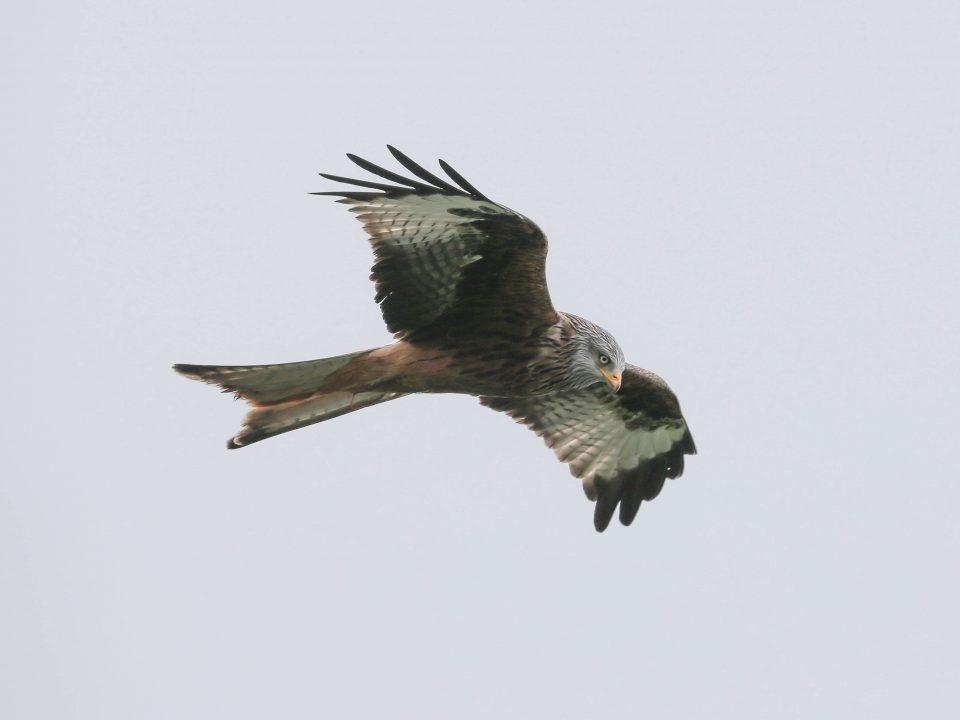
173, 350, 406, 448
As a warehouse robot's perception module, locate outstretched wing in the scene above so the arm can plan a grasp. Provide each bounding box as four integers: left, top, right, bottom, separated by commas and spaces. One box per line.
481, 365, 697, 532
315, 146, 557, 341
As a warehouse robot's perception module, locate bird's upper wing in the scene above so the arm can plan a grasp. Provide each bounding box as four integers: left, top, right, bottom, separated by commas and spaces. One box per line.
315, 146, 557, 341
481, 365, 697, 532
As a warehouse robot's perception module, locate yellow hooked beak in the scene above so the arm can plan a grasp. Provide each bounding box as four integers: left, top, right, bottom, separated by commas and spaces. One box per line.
600, 367, 622, 392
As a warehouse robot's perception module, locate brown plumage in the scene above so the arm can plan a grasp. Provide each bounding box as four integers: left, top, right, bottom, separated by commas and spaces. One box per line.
174, 146, 696, 531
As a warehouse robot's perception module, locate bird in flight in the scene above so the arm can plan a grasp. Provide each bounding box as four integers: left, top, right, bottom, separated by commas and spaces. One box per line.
174, 147, 696, 531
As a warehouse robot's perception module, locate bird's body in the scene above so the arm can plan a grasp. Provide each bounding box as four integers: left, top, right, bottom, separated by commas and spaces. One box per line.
175, 147, 696, 531
349, 312, 591, 397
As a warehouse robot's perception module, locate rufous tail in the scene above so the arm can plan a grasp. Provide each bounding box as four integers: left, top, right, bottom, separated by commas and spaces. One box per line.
173, 350, 406, 448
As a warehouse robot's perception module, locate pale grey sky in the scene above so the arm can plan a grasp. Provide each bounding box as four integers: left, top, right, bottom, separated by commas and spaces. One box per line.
4, 1, 960, 718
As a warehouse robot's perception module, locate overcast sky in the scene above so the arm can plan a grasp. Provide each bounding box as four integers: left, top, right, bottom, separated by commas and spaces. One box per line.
4, 2, 960, 718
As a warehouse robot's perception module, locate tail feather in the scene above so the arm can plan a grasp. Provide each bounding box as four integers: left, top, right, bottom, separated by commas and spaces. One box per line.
173, 349, 407, 447
227, 389, 403, 448
174, 350, 369, 403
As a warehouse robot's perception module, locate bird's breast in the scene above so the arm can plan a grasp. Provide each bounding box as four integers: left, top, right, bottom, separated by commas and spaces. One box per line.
381, 324, 572, 397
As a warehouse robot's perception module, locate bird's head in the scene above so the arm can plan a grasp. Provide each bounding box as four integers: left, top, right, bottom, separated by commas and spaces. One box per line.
565, 314, 626, 392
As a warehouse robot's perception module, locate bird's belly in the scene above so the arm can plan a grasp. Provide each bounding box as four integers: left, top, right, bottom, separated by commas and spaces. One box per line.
370, 339, 567, 397
419, 353, 564, 397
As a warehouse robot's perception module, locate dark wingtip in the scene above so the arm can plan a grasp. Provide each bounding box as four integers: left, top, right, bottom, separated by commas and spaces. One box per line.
593, 493, 619, 532
346, 151, 435, 192
318, 171, 411, 193
438, 158, 489, 200
618, 485, 643, 526
386, 145, 462, 193
666, 451, 685, 479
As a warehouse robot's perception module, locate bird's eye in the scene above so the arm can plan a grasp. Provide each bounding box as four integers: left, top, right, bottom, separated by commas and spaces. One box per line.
599, 354, 610, 365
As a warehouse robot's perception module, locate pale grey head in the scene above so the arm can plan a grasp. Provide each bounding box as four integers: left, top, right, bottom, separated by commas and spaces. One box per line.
562, 313, 626, 392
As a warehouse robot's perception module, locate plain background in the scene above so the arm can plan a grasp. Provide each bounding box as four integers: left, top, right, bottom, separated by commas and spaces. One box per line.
4, 1, 959, 718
